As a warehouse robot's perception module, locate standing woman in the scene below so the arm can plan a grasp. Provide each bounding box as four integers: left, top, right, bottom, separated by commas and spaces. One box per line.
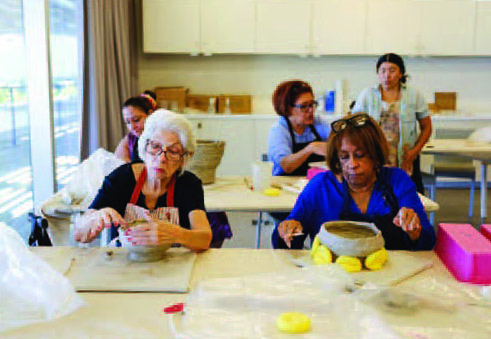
352, 53, 432, 193
267, 80, 330, 176
115, 90, 157, 163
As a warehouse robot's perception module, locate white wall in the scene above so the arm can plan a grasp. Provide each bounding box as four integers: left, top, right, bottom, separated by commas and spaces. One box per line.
138, 54, 491, 115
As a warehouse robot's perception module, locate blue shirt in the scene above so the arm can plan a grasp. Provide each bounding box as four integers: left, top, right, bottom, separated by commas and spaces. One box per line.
286, 167, 436, 250
267, 115, 331, 175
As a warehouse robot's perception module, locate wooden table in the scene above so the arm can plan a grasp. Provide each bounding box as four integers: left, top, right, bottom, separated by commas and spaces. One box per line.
205, 177, 440, 248
4, 247, 488, 338
423, 139, 491, 219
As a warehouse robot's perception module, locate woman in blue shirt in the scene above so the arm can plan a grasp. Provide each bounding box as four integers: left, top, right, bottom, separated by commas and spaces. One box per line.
273, 113, 435, 251
268, 80, 331, 176
352, 53, 432, 193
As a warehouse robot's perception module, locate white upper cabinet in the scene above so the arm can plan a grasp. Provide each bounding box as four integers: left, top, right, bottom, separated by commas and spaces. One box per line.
415, 0, 475, 56
255, 0, 311, 54
475, 1, 491, 55
143, 0, 489, 56
201, 0, 255, 54
143, 0, 200, 54
312, 0, 367, 55
365, 0, 419, 55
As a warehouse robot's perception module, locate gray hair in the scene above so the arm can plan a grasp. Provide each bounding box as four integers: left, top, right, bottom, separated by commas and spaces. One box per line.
138, 109, 196, 167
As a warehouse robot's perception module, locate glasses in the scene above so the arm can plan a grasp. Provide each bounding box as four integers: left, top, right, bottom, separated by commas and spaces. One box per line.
145, 140, 186, 161
291, 100, 318, 113
331, 114, 371, 133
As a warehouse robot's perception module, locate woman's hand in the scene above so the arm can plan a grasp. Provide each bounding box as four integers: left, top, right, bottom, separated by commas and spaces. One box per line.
74, 208, 125, 243
393, 207, 421, 241
308, 141, 327, 156
128, 215, 181, 246
401, 146, 418, 174
278, 220, 303, 248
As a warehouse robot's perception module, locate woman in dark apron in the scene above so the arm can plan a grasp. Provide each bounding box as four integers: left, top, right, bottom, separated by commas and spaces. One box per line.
274, 113, 436, 251
267, 81, 331, 247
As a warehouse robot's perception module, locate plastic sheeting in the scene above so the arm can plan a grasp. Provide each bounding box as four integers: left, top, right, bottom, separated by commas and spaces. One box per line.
0, 224, 84, 333
170, 265, 491, 338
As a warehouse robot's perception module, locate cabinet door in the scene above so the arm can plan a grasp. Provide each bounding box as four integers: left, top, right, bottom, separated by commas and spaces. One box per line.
201, 0, 255, 54
365, 0, 419, 55
254, 118, 276, 162
475, 2, 491, 55
255, 0, 311, 54
415, 0, 475, 56
312, 0, 367, 55
142, 0, 200, 54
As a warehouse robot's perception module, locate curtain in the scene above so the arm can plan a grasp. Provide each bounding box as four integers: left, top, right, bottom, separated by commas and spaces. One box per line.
81, 0, 139, 160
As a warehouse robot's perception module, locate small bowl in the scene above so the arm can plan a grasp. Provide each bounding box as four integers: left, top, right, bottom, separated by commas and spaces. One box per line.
318, 221, 384, 257
119, 222, 172, 262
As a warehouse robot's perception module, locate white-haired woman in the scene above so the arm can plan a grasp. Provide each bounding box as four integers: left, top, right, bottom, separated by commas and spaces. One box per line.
74, 110, 212, 251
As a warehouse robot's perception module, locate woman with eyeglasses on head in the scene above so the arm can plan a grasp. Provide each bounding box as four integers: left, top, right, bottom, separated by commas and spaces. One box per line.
272, 113, 436, 250
352, 53, 432, 194
115, 90, 157, 163
74, 110, 212, 251
267, 80, 331, 176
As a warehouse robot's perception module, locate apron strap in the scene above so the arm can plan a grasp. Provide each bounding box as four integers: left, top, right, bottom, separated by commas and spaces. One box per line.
130, 167, 147, 204
166, 174, 176, 207
130, 166, 177, 208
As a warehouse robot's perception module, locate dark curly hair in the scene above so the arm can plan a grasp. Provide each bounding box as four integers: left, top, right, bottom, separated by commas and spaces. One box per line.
123, 90, 157, 115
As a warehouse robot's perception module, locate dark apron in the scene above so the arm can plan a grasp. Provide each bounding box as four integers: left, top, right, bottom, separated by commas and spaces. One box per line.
338, 174, 412, 250
282, 116, 325, 177
410, 155, 424, 194
270, 117, 325, 241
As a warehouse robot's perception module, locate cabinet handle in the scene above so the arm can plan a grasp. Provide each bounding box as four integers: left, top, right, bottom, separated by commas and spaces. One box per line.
197, 122, 202, 129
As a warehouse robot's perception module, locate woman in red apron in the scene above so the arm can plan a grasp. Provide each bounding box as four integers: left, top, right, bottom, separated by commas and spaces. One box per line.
74, 110, 212, 251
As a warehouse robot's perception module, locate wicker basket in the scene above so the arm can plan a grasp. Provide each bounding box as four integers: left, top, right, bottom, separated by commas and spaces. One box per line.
186, 140, 225, 184
318, 221, 384, 257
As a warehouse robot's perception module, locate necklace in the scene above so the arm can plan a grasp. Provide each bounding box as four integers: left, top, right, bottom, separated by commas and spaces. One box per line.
348, 179, 375, 194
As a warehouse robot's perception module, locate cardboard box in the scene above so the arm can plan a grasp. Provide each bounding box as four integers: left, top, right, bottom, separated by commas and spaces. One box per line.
154, 87, 188, 112
186, 95, 217, 113
217, 95, 252, 114
434, 92, 457, 111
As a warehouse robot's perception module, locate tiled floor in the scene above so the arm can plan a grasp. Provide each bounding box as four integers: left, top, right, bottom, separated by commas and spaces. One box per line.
222, 188, 490, 249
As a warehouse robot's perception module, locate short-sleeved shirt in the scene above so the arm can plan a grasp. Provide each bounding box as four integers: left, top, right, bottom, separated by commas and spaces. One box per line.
352, 85, 430, 167
267, 115, 331, 176
286, 167, 436, 251
89, 163, 206, 231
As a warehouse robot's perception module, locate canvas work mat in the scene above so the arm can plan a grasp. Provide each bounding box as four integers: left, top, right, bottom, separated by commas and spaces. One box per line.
283, 250, 433, 287
35, 247, 196, 293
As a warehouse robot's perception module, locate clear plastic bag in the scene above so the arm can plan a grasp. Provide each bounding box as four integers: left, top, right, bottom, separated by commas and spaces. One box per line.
0, 224, 84, 333
356, 276, 491, 338
60, 148, 124, 208
169, 266, 399, 338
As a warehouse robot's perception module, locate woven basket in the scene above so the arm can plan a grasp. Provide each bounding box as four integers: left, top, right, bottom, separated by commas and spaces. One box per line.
318, 221, 385, 257
186, 140, 225, 184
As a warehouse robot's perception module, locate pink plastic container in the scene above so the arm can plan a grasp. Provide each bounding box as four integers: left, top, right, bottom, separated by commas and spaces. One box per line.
435, 223, 491, 284
481, 224, 491, 242
306, 167, 327, 180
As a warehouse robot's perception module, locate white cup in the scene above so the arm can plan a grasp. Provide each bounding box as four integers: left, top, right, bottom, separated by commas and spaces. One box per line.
252, 161, 273, 192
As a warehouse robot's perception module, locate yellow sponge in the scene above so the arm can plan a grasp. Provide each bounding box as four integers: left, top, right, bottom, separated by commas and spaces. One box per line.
313, 245, 332, 265
310, 235, 321, 257
365, 248, 388, 270
276, 312, 311, 334
263, 188, 281, 196
336, 256, 362, 272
